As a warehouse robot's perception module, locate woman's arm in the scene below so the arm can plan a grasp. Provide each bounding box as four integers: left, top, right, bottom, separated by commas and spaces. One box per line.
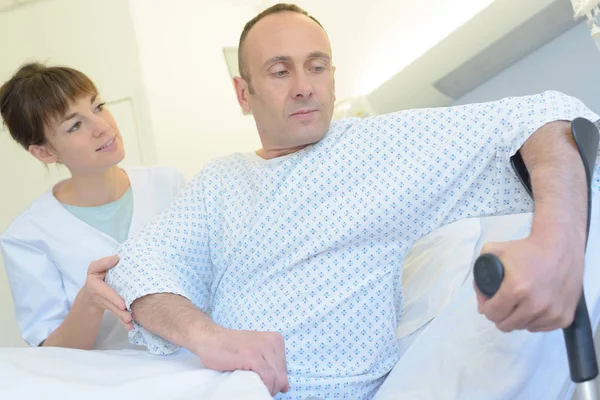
41, 287, 104, 348
42, 255, 132, 349
1, 233, 129, 349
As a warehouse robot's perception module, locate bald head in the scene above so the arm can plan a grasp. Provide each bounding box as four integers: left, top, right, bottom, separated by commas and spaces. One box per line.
237, 3, 329, 91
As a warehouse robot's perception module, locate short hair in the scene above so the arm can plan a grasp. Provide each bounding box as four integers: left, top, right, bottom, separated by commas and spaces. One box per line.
237, 3, 326, 90
0, 62, 97, 150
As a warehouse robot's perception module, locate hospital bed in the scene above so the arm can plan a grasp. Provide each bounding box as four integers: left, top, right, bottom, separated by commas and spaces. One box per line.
0, 195, 598, 400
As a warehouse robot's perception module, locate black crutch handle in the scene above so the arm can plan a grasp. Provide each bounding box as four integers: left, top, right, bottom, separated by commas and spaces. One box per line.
474, 117, 599, 384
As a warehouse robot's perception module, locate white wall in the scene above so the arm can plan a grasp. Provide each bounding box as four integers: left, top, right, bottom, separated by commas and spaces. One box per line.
278, 0, 494, 99
127, 0, 500, 179
453, 22, 600, 114
127, 0, 262, 179
299, 0, 495, 98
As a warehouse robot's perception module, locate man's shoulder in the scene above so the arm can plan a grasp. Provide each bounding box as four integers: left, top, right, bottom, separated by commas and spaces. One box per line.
185, 153, 251, 184
204, 152, 251, 171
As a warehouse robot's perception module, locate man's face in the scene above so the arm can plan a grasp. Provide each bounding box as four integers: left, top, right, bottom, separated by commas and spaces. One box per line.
235, 12, 336, 155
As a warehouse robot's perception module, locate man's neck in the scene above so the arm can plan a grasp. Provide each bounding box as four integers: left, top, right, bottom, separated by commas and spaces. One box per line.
256, 144, 309, 160
55, 166, 130, 207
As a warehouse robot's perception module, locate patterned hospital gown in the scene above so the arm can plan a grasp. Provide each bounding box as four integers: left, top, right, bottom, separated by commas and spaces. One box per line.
106, 91, 600, 399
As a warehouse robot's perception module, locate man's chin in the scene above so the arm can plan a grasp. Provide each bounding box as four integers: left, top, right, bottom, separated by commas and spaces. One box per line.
295, 131, 327, 147
295, 123, 329, 142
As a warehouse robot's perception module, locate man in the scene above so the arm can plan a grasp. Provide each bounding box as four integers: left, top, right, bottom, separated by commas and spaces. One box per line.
105, 3, 600, 399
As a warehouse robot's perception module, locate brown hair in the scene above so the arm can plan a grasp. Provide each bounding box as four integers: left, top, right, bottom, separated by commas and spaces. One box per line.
237, 3, 326, 91
0, 62, 97, 150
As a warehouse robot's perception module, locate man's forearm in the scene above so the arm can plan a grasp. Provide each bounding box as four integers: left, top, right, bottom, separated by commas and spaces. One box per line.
132, 293, 290, 395
520, 121, 587, 247
131, 293, 220, 356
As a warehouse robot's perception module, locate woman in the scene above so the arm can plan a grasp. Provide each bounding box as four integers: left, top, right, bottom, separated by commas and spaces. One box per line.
0, 63, 186, 350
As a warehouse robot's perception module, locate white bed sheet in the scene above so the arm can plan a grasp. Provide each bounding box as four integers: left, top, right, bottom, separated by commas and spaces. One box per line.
0, 347, 271, 400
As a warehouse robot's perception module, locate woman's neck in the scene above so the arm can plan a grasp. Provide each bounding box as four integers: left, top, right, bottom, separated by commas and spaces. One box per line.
54, 166, 130, 207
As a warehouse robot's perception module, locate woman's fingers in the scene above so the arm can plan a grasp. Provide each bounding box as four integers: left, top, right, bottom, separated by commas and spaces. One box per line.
92, 281, 126, 311
101, 299, 133, 325
88, 254, 120, 274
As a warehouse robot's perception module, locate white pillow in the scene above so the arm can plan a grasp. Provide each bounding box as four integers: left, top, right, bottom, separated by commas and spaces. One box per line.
397, 211, 535, 342
398, 217, 481, 340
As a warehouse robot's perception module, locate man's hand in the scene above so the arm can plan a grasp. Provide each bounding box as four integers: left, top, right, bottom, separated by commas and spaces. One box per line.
475, 231, 585, 333
200, 329, 290, 396
81, 254, 134, 331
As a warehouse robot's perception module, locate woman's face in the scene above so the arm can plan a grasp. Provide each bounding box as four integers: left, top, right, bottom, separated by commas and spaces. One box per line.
38, 94, 126, 174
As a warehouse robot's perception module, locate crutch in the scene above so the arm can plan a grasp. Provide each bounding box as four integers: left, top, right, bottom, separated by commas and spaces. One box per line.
474, 117, 600, 400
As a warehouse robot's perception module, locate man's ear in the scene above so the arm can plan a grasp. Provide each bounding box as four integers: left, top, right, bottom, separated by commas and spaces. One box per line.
28, 144, 58, 164
233, 76, 252, 114
332, 65, 337, 102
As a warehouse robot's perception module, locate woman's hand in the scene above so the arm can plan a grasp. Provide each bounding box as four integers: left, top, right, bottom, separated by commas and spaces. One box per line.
81, 254, 134, 331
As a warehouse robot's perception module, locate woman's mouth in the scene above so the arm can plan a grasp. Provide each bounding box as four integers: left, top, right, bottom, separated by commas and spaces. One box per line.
96, 136, 116, 152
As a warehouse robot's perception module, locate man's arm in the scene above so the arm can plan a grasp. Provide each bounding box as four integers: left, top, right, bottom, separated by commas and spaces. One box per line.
105, 170, 289, 395
130, 293, 290, 396
477, 120, 589, 332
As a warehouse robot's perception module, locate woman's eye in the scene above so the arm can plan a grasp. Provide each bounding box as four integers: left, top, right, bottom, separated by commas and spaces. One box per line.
94, 102, 106, 113
67, 121, 81, 133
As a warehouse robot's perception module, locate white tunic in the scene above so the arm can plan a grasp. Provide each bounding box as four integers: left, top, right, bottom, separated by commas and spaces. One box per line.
1, 166, 186, 349
107, 91, 600, 399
